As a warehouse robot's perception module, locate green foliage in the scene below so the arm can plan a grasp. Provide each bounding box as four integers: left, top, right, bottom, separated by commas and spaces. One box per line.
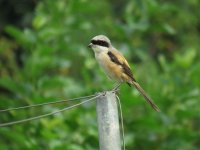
0, 0, 200, 149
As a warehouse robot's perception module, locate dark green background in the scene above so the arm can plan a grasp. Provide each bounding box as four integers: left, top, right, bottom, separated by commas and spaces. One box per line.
0, 0, 200, 149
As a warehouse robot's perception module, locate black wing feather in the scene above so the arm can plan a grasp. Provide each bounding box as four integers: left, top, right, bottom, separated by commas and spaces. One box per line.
107, 51, 136, 82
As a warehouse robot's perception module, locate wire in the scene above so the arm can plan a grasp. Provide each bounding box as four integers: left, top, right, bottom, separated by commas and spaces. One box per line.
0, 94, 96, 113
116, 95, 125, 150
0, 93, 102, 127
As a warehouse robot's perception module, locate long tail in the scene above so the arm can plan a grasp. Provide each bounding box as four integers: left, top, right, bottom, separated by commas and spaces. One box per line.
131, 81, 160, 112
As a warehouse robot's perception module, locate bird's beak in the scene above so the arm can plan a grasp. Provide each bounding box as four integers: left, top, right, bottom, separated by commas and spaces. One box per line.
88, 43, 93, 48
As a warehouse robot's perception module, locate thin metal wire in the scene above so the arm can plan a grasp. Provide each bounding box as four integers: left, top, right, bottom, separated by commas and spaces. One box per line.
0, 94, 96, 113
116, 94, 126, 150
0, 93, 102, 127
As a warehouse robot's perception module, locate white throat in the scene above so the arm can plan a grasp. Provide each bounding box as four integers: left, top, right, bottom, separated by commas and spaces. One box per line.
92, 45, 109, 54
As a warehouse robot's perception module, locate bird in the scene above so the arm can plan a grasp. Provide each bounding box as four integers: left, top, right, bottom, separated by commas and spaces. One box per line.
88, 35, 160, 112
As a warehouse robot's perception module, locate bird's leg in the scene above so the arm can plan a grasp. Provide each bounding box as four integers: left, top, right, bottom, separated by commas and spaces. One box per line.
112, 83, 122, 92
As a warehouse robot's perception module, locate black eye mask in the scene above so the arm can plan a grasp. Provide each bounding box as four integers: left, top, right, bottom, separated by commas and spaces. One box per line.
91, 40, 109, 48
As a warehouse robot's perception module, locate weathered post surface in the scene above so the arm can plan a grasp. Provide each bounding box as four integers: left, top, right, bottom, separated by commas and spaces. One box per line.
96, 91, 121, 150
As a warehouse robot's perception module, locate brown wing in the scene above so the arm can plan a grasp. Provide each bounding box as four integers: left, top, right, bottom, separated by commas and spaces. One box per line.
108, 48, 136, 82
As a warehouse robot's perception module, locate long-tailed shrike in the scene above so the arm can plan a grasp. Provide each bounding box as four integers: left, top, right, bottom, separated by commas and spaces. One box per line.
88, 35, 160, 112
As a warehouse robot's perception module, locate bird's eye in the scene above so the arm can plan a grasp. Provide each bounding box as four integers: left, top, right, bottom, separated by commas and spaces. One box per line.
91, 40, 96, 44
91, 40, 109, 47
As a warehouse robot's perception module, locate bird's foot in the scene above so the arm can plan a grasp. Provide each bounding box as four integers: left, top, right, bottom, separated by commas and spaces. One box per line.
112, 83, 121, 92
